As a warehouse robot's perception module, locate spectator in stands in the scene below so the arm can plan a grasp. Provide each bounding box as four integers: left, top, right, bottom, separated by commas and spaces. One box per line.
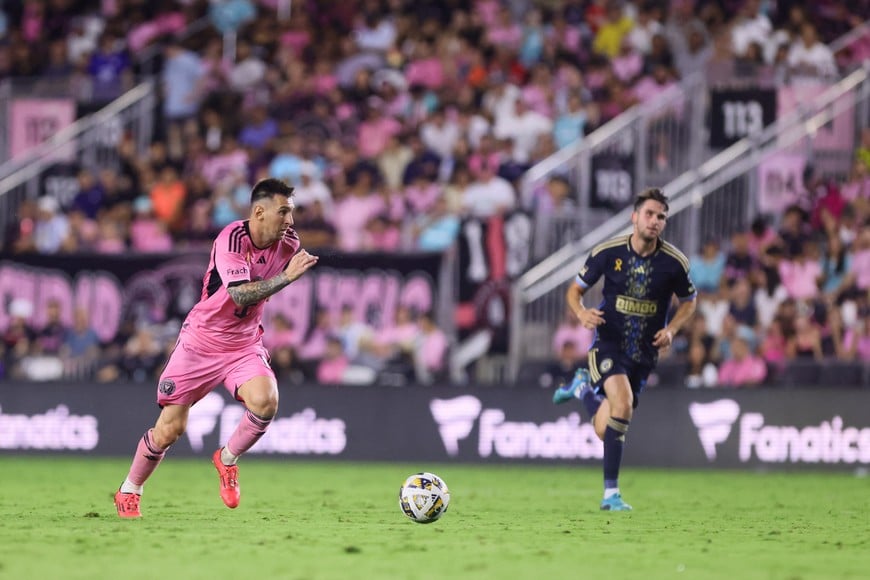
717, 336, 767, 387
317, 336, 350, 385
841, 312, 870, 362
61, 307, 102, 373
730, 0, 772, 60
553, 93, 596, 150
413, 196, 460, 252
728, 277, 758, 328
294, 200, 337, 249
293, 162, 333, 212
778, 239, 823, 302
33, 196, 70, 254
414, 311, 448, 384
2, 299, 35, 378
461, 162, 516, 218
150, 165, 187, 232
787, 311, 824, 361
778, 205, 812, 257
71, 169, 106, 220
61, 209, 100, 253
747, 216, 778, 259
87, 33, 132, 102
723, 231, 756, 287
120, 324, 165, 382
788, 23, 837, 79
752, 248, 789, 328
161, 40, 206, 159
820, 234, 853, 299
552, 308, 595, 362
691, 237, 726, 295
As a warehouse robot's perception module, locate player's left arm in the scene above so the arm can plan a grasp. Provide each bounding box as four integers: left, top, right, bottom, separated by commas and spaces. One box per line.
653, 253, 698, 348
653, 297, 697, 348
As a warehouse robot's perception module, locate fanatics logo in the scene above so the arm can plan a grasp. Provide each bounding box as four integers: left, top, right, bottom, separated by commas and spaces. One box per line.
158, 379, 176, 396
689, 399, 740, 461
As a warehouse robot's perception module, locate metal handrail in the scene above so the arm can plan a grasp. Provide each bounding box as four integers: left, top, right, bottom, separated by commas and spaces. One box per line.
0, 81, 154, 190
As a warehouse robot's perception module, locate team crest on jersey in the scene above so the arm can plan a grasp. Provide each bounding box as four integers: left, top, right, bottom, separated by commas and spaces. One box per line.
599, 359, 613, 373
158, 379, 176, 395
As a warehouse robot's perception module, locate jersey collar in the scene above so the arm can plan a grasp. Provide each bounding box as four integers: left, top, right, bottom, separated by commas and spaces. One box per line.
626, 234, 662, 258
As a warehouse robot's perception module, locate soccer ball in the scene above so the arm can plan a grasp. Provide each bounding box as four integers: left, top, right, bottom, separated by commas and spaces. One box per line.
398, 472, 450, 524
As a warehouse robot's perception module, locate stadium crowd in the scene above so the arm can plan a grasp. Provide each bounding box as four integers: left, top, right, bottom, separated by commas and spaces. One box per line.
0, 0, 868, 386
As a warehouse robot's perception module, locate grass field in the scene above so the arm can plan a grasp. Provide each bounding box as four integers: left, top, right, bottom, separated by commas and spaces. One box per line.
0, 457, 868, 580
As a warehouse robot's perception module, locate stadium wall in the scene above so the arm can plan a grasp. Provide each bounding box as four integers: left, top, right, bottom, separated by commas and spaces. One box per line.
1, 383, 869, 470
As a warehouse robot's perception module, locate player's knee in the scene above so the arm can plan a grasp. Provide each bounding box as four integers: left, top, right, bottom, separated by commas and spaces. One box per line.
245, 390, 279, 418
152, 420, 185, 447
610, 399, 633, 420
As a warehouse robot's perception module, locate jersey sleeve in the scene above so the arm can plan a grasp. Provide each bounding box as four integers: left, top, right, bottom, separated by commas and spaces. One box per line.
282, 227, 301, 254
214, 226, 251, 288
576, 250, 604, 289
674, 263, 698, 301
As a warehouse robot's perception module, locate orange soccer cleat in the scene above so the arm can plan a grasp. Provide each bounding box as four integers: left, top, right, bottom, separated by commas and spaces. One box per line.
114, 490, 142, 519
212, 448, 240, 508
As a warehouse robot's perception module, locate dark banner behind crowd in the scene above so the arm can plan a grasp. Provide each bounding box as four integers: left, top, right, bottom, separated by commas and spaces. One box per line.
0, 252, 443, 346
1, 383, 868, 470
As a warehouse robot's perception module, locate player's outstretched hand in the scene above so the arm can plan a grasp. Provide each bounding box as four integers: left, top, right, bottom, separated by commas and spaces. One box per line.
578, 308, 605, 329
284, 249, 319, 283
652, 328, 674, 350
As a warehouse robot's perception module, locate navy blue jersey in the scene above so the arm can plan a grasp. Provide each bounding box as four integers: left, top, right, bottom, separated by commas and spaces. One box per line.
576, 234, 696, 366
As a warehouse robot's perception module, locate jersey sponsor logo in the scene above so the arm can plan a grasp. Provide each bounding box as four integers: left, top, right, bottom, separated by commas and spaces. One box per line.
158, 379, 176, 396
226, 266, 248, 276
599, 358, 613, 373
615, 295, 658, 316
614, 258, 623, 271
257, 256, 266, 264
579, 265, 588, 278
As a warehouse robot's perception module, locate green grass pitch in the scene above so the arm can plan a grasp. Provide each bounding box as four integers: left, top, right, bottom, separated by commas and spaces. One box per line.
0, 457, 868, 580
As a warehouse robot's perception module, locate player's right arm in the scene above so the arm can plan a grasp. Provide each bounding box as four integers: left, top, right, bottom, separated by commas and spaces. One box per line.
565, 249, 606, 330
227, 250, 319, 307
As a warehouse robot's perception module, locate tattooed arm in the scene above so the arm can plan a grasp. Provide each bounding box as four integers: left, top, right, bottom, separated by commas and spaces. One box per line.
227, 249, 319, 308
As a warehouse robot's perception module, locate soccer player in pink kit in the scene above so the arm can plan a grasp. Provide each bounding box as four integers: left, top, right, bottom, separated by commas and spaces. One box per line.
114, 178, 318, 518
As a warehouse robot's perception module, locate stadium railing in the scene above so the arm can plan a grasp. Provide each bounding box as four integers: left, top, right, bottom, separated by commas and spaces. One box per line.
0, 81, 156, 234
521, 72, 708, 260
507, 63, 870, 382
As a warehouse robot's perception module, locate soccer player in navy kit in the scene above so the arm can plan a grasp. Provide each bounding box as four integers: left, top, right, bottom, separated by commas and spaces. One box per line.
553, 189, 697, 511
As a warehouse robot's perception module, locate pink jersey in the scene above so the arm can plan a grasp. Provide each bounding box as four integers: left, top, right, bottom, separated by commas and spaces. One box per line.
182, 220, 301, 352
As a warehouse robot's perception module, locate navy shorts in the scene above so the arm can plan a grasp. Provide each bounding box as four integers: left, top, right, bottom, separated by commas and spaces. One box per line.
587, 344, 654, 409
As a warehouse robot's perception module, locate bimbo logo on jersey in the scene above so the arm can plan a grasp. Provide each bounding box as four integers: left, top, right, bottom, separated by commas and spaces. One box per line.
689, 399, 870, 465
429, 396, 602, 460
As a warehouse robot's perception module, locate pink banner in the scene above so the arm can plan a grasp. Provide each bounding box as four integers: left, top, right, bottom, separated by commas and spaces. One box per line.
758, 152, 807, 214
9, 98, 76, 160
778, 84, 855, 152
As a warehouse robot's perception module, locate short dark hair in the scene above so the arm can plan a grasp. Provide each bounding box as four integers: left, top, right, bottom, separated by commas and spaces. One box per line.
250, 178, 294, 205
634, 188, 669, 212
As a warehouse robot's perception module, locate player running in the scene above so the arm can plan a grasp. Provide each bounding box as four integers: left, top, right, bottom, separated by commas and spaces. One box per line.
114, 178, 318, 518
553, 188, 697, 511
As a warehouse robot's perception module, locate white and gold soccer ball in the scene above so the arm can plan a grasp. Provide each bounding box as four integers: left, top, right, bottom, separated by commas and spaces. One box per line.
398, 472, 450, 524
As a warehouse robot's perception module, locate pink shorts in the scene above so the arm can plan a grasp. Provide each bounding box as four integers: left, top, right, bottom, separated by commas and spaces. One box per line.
156, 338, 274, 406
